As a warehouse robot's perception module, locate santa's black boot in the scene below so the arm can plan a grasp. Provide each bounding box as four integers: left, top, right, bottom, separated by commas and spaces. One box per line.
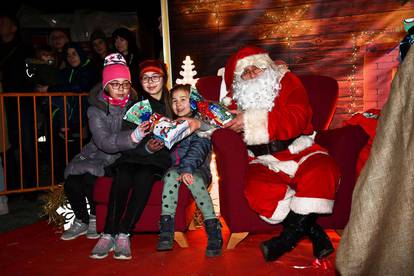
260, 211, 312, 262
307, 221, 334, 259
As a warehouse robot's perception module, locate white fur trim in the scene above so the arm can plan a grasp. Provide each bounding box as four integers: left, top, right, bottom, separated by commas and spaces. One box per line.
251, 151, 329, 178
260, 186, 295, 224
243, 109, 269, 145
196, 128, 216, 139
290, 197, 334, 215
250, 155, 298, 178
247, 149, 255, 158
297, 151, 328, 166
288, 131, 316, 154
235, 53, 274, 76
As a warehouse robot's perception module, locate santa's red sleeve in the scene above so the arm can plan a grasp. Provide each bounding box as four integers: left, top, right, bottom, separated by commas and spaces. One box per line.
242, 72, 314, 145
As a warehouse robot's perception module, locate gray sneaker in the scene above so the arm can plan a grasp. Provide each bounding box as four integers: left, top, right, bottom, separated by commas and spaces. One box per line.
114, 233, 132, 260
90, 234, 114, 259
60, 218, 88, 240
86, 215, 99, 239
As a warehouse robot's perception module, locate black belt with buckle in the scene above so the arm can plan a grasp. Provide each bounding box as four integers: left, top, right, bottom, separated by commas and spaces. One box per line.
247, 137, 297, 156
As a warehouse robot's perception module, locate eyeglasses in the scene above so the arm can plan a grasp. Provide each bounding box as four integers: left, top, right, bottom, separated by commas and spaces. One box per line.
241, 67, 264, 80
108, 81, 131, 90
141, 75, 162, 83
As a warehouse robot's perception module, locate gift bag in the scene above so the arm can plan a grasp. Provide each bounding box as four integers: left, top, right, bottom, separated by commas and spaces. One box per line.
123, 100, 152, 125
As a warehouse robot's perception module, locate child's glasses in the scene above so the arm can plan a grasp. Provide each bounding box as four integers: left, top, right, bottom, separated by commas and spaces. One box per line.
141, 75, 162, 83
109, 81, 131, 90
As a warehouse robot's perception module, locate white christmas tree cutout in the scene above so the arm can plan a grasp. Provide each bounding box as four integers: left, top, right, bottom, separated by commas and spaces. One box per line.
175, 56, 198, 87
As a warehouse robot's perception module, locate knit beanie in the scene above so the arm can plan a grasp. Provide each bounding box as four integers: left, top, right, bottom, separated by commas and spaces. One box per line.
102, 53, 131, 89
139, 59, 166, 78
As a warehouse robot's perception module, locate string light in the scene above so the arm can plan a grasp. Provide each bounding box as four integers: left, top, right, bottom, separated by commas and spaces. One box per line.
183, 0, 245, 26
347, 30, 386, 114
263, 5, 311, 48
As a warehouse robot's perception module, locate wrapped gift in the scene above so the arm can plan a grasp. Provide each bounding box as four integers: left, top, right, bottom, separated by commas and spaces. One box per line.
189, 87, 234, 127
150, 114, 191, 149
190, 87, 205, 111
123, 100, 152, 125
196, 101, 234, 127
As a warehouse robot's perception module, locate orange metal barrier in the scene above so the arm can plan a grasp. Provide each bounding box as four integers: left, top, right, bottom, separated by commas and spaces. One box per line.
0, 92, 88, 195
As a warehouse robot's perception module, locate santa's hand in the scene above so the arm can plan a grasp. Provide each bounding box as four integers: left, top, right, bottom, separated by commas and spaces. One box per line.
177, 172, 193, 185
146, 138, 164, 153
131, 121, 151, 143
224, 112, 244, 133
180, 117, 201, 133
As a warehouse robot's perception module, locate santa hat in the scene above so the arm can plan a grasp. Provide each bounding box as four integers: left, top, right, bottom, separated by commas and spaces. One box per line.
222, 45, 274, 108
139, 59, 166, 78
102, 53, 131, 89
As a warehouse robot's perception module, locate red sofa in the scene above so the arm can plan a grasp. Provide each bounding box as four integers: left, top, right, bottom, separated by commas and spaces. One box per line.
93, 177, 195, 247
196, 75, 369, 249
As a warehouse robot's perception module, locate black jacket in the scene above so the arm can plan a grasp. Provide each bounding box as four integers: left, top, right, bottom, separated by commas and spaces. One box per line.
105, 94, 172, 174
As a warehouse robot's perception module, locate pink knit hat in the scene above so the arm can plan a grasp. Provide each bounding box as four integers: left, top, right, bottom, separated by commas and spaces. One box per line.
102, 53, 131, 89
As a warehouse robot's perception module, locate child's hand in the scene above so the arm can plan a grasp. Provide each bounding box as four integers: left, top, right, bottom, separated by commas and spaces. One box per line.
177, 172, 193, 185
180, 117, 201, 133
146, 138, 164, 152
131, 121, 151, 143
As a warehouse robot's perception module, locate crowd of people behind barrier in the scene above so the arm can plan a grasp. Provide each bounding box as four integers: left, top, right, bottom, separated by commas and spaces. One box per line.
0, 13, 150, 214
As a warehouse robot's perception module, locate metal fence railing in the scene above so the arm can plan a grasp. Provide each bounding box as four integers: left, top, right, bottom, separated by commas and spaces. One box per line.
0, 92, 88, 195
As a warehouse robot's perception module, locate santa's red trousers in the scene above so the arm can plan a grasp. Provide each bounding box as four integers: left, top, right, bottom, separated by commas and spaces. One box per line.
244, 153, 340, 223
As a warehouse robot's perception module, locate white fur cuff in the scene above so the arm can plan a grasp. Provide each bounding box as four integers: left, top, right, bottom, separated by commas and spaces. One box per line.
243, 109, 269, 145
290, 197, 334, 214
260, 186, 295, 224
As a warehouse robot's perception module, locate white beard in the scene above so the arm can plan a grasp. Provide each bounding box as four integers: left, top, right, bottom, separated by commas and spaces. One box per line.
232, 67, 282, 111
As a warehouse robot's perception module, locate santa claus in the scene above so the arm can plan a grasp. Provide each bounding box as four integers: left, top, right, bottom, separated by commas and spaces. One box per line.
223, 45, 340, 262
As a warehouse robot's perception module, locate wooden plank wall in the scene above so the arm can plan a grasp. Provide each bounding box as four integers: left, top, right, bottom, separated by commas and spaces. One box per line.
168, 0, 414, 127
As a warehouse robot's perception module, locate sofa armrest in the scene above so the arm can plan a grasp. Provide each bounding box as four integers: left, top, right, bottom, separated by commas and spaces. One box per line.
315, 125, 369, 229
211, 129, 252, 217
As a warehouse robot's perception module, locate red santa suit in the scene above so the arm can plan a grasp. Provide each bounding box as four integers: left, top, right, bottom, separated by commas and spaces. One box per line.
224, 46, 340, 224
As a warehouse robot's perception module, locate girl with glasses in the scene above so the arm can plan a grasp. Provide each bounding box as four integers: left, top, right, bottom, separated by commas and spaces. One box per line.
62, 53, 150, 245
90, 59, 173, 260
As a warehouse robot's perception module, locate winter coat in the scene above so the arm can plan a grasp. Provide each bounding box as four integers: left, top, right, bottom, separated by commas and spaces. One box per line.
105, 93, 172, 175
170, 132, 212, 186
64, 87, 140, 178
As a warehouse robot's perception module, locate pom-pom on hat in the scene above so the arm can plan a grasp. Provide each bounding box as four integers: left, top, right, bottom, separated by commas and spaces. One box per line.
102, 53, 131, 89
139, 59, 166, 78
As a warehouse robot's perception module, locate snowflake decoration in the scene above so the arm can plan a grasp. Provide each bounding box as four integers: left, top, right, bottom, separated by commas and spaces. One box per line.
56, 199, 91, 230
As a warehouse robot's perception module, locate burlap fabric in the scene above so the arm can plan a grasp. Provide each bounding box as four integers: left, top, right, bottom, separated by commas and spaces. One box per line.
336, 47, 414, 275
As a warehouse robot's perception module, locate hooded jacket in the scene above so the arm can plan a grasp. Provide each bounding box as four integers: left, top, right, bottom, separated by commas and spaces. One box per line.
64, 85, 141, 178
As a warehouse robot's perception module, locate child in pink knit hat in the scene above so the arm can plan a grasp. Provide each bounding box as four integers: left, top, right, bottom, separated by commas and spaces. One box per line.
62, 53, 150, 244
